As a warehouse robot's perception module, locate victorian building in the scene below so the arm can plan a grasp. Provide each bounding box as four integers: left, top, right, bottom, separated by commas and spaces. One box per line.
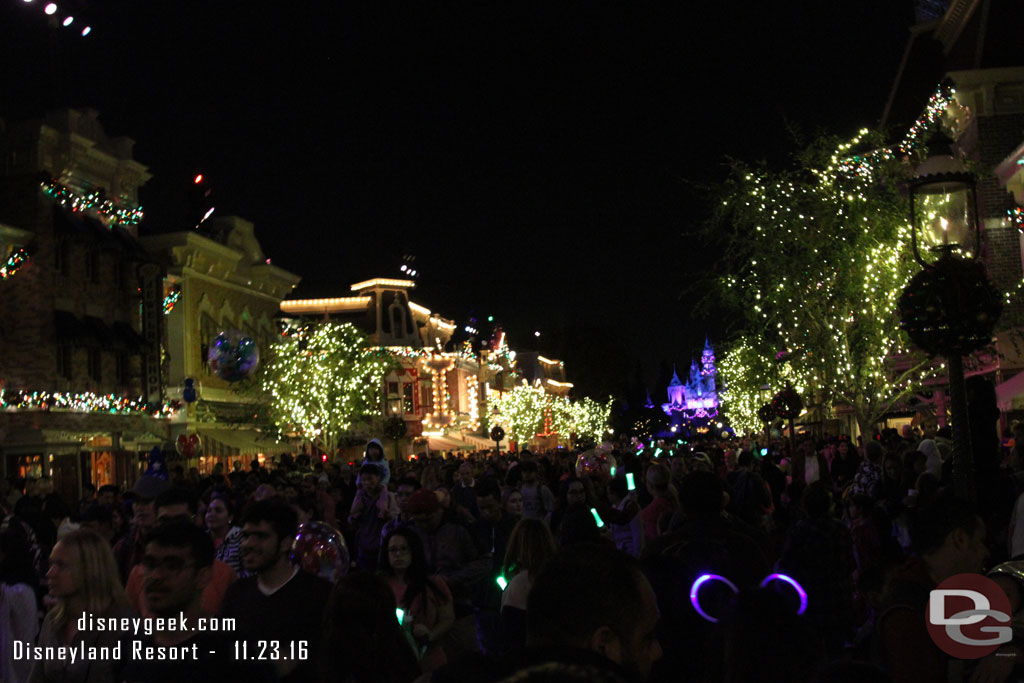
140, 216, 301, 472
0, 109, 167, 501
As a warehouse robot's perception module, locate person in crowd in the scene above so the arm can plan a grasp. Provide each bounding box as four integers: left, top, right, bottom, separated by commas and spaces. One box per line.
503, 488, 524, 523
549, 478, 588, 537
876, 494, 997, 683
605, 475, 643, 558
380, 527, 455, 673
125, 488, 237, 618
221, 498, 332, 683
205, 492, 245, 576
407, 487, 489, 660
851, 440, 885, 501
78, 504, 117, 546
517, 461, 555, 522
1, 528, 39, 683
730, 451, 772, 531
362, 438, 392, 487
469, 478, 519, 654
348, 463, 398, 572
829, 438, 860, 494
113, 475, 169, 583
499, 518, 558, 651
778, 481, 856, 658
30, 529, 131, 683
96, 485, 119, 508
380, 476, 421, 545
641, 464, 678, 542
320, 571, 422, 683
452, 461, 480, 522
118, 520, 272, 682
645, 470, 770, 683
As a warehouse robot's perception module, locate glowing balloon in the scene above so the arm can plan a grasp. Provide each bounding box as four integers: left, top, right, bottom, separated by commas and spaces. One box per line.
575, 450, 617, 479
207, 330, 259, 382
292, 521, 349, 582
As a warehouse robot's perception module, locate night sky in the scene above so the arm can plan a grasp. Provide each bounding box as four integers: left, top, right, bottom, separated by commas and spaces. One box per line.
1, 1, 915, 401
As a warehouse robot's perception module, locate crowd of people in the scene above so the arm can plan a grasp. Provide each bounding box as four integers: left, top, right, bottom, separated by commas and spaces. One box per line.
2, 412, 1024, 682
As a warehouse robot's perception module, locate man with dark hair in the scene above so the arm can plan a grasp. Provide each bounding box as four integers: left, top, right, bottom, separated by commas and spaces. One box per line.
119, 520, 272, 682
518, 461, 554, 521
125, 488, 237, 617
471, 477, 518, 654
878, 495, 996, 683
526, 544, 662, 679
220, 498, 331, 683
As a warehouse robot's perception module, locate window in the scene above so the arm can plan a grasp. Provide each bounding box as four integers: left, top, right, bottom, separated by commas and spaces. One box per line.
57, 345, 72, 380
420, 380, 433, 415
116, 352, 129, 386
86, 250, 101, 284
402, 383, 415, 414
55, 240, 70, 277
88, 349, 102, 382
200, 314, 217, 373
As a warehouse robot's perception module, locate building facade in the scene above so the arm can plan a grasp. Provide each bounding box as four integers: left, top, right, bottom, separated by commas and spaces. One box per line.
0, 109, 169, 502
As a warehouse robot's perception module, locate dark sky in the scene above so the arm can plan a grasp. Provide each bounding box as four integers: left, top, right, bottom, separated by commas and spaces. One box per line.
1, 1, 915, 401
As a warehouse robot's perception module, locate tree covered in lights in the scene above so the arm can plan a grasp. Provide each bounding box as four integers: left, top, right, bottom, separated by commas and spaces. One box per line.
706, 130, 939, 437
488, 384, 612, 448
260, 322, 396, 456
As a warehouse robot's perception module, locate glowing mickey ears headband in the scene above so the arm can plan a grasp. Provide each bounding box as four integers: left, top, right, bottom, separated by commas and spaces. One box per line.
689, 572, 808, 624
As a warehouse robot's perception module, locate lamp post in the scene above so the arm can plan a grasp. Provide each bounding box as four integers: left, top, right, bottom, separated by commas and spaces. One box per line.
898, 131, 1001, 504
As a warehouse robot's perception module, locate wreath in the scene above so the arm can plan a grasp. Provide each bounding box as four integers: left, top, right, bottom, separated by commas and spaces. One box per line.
897, 255, 1001, 356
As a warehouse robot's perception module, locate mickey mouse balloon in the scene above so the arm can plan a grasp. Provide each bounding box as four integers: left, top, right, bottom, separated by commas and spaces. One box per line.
207, 330, 259, 382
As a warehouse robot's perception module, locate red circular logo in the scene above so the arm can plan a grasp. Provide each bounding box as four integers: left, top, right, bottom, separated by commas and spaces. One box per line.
926, 573, 1012, 659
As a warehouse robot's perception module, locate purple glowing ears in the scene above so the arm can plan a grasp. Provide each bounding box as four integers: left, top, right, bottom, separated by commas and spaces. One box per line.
689, 572, 808, 623
760, 573, 808, 616
689, 574, 739, 623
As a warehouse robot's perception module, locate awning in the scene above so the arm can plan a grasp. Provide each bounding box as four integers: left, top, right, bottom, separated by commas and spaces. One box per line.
54, 310, 92, 345
83, 316, 116, 347
426, 434, 475, 451
112, 321, 148, 352
197, 428, 286, 456
997, 371, 1024, 411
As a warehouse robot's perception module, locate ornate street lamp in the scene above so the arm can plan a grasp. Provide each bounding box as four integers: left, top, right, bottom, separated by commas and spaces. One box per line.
898, 131, 1002, 503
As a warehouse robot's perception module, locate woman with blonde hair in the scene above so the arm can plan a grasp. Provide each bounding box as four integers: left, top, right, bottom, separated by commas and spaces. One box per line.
499, 518, 557, 651
30, 528, 132, 683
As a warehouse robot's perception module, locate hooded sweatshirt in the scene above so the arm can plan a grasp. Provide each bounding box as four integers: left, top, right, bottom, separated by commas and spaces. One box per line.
361, 437, 391, 486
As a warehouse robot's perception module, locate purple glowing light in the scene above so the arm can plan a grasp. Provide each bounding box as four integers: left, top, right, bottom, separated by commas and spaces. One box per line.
44, 2, 57, 15
760, 573, 808, 615
689, 573, 739, 624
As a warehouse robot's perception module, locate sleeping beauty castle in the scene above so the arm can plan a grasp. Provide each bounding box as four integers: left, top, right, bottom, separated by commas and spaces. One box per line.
661, 339, 719, 420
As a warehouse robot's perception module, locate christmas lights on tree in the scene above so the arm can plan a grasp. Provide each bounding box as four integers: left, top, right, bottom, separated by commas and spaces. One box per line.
488, 385, 611, 447
710, 128, 942, 436
0, 248, 30, 280
261, 322, 396, 456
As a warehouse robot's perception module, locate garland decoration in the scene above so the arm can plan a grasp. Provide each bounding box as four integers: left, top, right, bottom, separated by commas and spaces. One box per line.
41, 178, 145, 227
0, 248, 30, 280
897, 255, 1002, 356
0, 388, 178, 417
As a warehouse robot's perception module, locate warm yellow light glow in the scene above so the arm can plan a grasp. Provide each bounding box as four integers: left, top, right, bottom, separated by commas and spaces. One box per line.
281, 297, 371, 313
546, 379, 574, 388
408, 301, 431, 316
350, 278, 416, 291
538, 356, 559, 365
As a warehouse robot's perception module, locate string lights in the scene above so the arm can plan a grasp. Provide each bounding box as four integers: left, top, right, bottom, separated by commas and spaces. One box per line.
0, 248, 30, 280
714, 123, 943, 435
41, 179, 144, 227
261, 321, 395, 455
162, 284, 182, 314
488, 385, 611, 447
0, 388, 177, 417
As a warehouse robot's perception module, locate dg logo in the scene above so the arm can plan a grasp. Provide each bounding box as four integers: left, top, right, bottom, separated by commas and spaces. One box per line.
926, 573, 1013, 659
